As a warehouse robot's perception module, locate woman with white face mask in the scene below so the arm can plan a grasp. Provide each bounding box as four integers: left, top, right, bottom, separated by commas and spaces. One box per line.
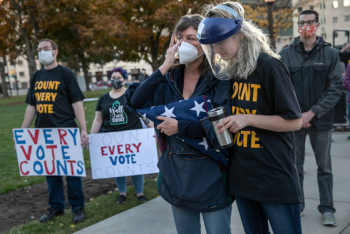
125, 14, 234, 234
198, 2, 303, 233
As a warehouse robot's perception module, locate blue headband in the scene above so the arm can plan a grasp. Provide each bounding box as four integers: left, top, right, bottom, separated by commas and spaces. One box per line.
197, 5, 243, 44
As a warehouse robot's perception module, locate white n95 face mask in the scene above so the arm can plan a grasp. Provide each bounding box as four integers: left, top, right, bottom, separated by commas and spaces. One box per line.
178, 42, 203, 64
38, 50, 55, 65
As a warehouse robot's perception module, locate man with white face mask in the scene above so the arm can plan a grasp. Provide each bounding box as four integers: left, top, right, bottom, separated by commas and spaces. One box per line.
19, 39, 89, 224
280, 10, 342, 226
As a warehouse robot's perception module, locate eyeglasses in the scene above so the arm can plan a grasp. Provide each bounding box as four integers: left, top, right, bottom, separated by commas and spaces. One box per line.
297, 20, 317, 26
36, 47, 53, 52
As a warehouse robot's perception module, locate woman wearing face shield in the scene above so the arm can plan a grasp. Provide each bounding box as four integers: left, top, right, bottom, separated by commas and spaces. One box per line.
90, 67, 152, 204
125, 14, 233, 234
198, 2, 303, 234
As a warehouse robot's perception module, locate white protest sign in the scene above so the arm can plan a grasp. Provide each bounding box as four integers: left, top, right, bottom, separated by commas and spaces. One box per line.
89, 128, 158, 179
13, 128, 86, 177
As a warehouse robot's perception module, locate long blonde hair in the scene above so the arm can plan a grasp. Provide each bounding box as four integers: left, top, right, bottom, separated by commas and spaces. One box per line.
202, 2, 280, 79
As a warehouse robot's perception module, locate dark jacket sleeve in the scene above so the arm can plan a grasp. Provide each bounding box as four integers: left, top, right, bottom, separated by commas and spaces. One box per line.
310, 50, 343, 118
125, 69, 166, 116
344, 64, 350, 92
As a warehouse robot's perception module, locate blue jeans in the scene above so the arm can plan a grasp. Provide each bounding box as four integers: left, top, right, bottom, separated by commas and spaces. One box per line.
235, 195, 302, 234
46, 176, 84, 212
114, 175, 144, 194
171, 205, 232, 234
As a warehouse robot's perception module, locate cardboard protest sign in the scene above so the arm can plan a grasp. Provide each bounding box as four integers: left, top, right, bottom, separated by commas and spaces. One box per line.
89, 128, 158, 179
13, 128, 86, 177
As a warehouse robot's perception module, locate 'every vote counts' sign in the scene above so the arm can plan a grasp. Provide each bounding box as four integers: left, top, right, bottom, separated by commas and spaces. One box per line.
13, 128, 86, 177
89, 128, 159, 179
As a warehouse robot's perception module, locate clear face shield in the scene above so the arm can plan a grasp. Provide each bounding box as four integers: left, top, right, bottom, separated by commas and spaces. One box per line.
197, 5, 243, 80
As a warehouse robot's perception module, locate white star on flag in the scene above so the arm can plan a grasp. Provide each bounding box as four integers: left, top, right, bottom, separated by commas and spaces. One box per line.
190, 100, 206, 117
137, 112, 147, 118
198, 137, 208, 151
161, 106, 176, 118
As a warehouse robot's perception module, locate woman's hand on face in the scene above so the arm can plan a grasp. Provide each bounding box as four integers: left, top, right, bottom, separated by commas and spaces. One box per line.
159, 35, 183, 75
216, 115, 251, 134
156, 116, 178, 136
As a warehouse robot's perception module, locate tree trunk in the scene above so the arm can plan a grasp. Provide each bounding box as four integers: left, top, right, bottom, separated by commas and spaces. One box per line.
0, 57, 9, 97
81, 57, 90, 91
23, 34, 37, 76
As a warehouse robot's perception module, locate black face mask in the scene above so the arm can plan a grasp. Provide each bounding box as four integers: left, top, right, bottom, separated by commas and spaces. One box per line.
111, 79, 123, 89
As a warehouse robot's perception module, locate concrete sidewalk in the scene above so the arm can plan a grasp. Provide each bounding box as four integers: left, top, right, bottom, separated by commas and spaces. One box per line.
75, 132, 350, 234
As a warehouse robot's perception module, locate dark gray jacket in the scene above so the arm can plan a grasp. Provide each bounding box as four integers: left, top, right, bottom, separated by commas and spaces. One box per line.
280, 36, 342, 129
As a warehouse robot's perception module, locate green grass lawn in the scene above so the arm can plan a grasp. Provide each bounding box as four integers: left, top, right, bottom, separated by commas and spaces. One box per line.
4, 179, 159, 234
0, 89, 111, 195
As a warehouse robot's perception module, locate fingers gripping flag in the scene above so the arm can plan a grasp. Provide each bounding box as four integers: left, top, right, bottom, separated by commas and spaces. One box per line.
137, 95, 229, 165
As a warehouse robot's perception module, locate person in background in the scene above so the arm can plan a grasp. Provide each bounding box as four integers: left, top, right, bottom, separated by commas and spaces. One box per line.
20, 39, 89, 224
90, 67, 152, 204
138, 68, 149, 82
280, 9, 342, 226
343, 63, 350, 140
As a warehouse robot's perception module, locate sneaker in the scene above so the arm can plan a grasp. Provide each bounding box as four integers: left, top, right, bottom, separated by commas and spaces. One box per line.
116, 195, 126, 204
321, 212, 338, 226
39, 207, 64, 223
300, 210, 304, 217
73, 207, 85, 224
347, 135, 350, 140
137, 195, 147, 203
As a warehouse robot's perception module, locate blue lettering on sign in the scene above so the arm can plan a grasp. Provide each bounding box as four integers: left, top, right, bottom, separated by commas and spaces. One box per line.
119, 156, 125, 164
68, 129, 78, 145
14, 130, 26, 144
77, 161, 84, 175
131, 154, 136, 164
61, 146, 70, 159
33, 161, 43, 174
109, 156, 118, 165
57, 160, 68, 175
43, 129, 54, 144
125, 155, 130, 164
36, 145, 45, 160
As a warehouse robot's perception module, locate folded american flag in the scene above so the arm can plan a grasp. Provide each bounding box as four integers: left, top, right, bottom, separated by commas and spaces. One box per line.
136, 95, 229, 165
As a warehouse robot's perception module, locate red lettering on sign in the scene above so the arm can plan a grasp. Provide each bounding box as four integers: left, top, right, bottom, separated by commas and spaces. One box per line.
101, 146, 107, 156
28, 129, 40, 144
20, 161, 29, 175
46, 145, 57, 160
117, 145, 124, 154
44, 160, 55, 175
109, 146, 115, 155
67, 160, 76, 175
20, 145, 32, 160
126, 144, 133, 153
132, 143, 142, 153
58, 129, 68, 145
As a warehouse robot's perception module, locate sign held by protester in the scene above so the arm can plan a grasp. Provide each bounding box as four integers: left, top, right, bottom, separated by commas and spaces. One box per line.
89, 129, 158, 179
13, 128, 86, 177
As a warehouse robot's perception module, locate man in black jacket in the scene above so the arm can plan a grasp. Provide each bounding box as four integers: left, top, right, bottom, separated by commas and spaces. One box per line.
280, 10, 342, 227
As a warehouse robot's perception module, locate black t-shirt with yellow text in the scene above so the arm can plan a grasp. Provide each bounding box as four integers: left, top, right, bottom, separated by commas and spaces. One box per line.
228, 52, 303, 203
95, 92, 142, 133
25, 65, 84, 128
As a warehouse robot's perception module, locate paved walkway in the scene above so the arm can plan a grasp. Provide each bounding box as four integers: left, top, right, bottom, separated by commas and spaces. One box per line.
75, 132, 350, 234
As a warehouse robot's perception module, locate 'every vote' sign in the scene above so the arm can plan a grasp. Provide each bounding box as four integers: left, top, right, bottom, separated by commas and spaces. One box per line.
13, 128, 86, 177
89, 128, 158, 179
